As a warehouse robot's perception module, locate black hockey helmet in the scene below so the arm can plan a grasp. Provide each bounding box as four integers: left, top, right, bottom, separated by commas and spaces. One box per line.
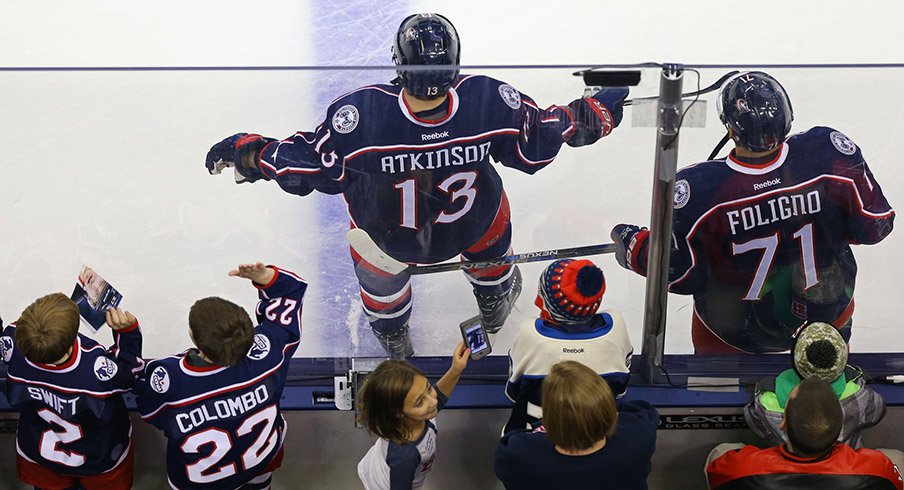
717, 71, 794, 152
392, 13, 460, 99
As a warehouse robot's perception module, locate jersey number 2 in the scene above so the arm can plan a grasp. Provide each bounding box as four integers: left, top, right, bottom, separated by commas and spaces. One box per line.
395, 172, 477, 229
731, 223, 818, 300
37, 409, 85, 467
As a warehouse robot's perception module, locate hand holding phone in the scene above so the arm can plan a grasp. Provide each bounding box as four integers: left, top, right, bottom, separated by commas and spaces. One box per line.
460, 316, 492, 360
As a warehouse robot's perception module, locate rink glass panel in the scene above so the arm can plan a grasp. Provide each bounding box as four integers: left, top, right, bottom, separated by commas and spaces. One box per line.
0, 65, 901, 363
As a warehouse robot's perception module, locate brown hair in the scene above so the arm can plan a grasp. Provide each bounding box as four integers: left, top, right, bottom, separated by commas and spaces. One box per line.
542, 361, 618, 451
188, 297, 254, 367
16, 293, 80, 364
356, 360, 424, 444
785, 376, 843, 456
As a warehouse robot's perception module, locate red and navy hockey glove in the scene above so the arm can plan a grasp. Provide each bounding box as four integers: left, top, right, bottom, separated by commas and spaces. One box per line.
205, 133, 276, 184
611, 223, 650, 274
565, 86, 629, 148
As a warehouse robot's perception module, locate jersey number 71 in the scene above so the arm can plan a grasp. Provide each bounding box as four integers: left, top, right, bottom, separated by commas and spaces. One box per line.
731, 223, 818, 300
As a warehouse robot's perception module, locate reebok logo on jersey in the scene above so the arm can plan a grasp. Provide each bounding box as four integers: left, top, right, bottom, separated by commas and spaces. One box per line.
562, 347, 585, 354
421, 131, 450, 141
753, 178, 781, 191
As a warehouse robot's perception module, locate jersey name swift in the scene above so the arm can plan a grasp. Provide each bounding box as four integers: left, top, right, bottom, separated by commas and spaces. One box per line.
27, 386, 78, 416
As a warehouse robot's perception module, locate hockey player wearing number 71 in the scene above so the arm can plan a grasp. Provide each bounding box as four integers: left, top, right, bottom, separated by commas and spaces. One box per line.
134, 263, 307, 490
610, 71, 894, 354
204, 13, 629, 359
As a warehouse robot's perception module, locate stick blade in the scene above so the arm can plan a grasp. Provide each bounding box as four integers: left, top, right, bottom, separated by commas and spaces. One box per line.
346, 228, 408, 275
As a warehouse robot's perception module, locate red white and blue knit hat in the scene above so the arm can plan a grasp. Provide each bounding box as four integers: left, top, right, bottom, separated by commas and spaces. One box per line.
535, 259, 605, 325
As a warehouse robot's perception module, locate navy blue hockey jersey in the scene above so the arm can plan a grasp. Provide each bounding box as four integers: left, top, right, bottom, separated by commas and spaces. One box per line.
257, 75, 575, 263
666, 127, 894, 352
1, 321, 143, 476
134, 267, 306, 490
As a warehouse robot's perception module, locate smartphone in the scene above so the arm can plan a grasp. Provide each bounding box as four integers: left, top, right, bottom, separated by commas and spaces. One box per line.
459, 315, 492, 360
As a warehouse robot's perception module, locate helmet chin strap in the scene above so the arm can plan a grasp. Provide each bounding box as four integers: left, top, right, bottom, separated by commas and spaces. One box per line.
708, 132, 731, 160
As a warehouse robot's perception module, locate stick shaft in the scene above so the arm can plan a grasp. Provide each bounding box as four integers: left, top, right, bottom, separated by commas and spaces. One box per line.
410, 243, 617, 275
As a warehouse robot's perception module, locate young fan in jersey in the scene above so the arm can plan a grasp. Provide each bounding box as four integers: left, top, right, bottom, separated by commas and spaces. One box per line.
356, 341, 469, 490
134, 263, 307, 490
0, 294, 143, 490
495, 361, 659, 490
504, 259, 633, 433
744, 322, 886, 449
611, 71, 894, 354
707, 376, 903, 489
205, 13, 629, 359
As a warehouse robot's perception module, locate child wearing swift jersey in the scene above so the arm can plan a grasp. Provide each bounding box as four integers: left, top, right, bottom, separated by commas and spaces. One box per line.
1, 294, 143, 490
356, 341, 469, 490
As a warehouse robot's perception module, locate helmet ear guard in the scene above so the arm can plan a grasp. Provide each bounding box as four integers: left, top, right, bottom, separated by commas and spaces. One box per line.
392, 13, 461, 99
717, 71, 794, 152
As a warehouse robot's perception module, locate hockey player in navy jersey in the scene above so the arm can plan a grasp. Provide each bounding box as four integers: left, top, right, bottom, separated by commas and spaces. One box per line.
1, 295, 143, 490
134, 263, 306, 490
611, 71, 894, 354
204, 13, 629, 358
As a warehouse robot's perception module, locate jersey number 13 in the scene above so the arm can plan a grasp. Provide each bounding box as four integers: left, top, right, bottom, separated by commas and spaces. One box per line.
394, 171, 478, 229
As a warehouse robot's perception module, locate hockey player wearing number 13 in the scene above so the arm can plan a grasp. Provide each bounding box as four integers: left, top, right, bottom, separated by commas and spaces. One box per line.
134, 263, 307, 490
205, 13, 628, 359
611, 72, 894, 354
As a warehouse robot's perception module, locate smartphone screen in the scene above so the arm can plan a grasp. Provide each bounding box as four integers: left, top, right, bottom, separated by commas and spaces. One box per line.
463, 323, 489, 355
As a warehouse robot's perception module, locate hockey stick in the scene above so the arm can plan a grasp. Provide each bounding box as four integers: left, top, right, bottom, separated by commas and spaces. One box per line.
348, 228, 616, 276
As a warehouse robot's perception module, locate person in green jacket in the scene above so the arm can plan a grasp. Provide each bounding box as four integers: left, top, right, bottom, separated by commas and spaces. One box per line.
744, 322, 885, 448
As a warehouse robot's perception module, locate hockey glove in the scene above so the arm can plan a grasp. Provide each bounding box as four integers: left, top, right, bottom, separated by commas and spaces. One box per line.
610, 223, 649, 274
565, 86, 629, 148
205, 133, 276, 184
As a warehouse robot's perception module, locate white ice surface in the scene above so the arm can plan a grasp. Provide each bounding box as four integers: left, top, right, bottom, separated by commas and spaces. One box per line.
1, 1, 903, 358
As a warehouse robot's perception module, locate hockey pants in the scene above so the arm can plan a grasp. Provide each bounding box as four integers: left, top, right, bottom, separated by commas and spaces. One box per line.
352, 194, 515, 334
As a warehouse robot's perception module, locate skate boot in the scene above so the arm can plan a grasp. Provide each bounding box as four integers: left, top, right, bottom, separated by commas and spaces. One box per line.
473, 266, 522, 334
373, 324, 414, 359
